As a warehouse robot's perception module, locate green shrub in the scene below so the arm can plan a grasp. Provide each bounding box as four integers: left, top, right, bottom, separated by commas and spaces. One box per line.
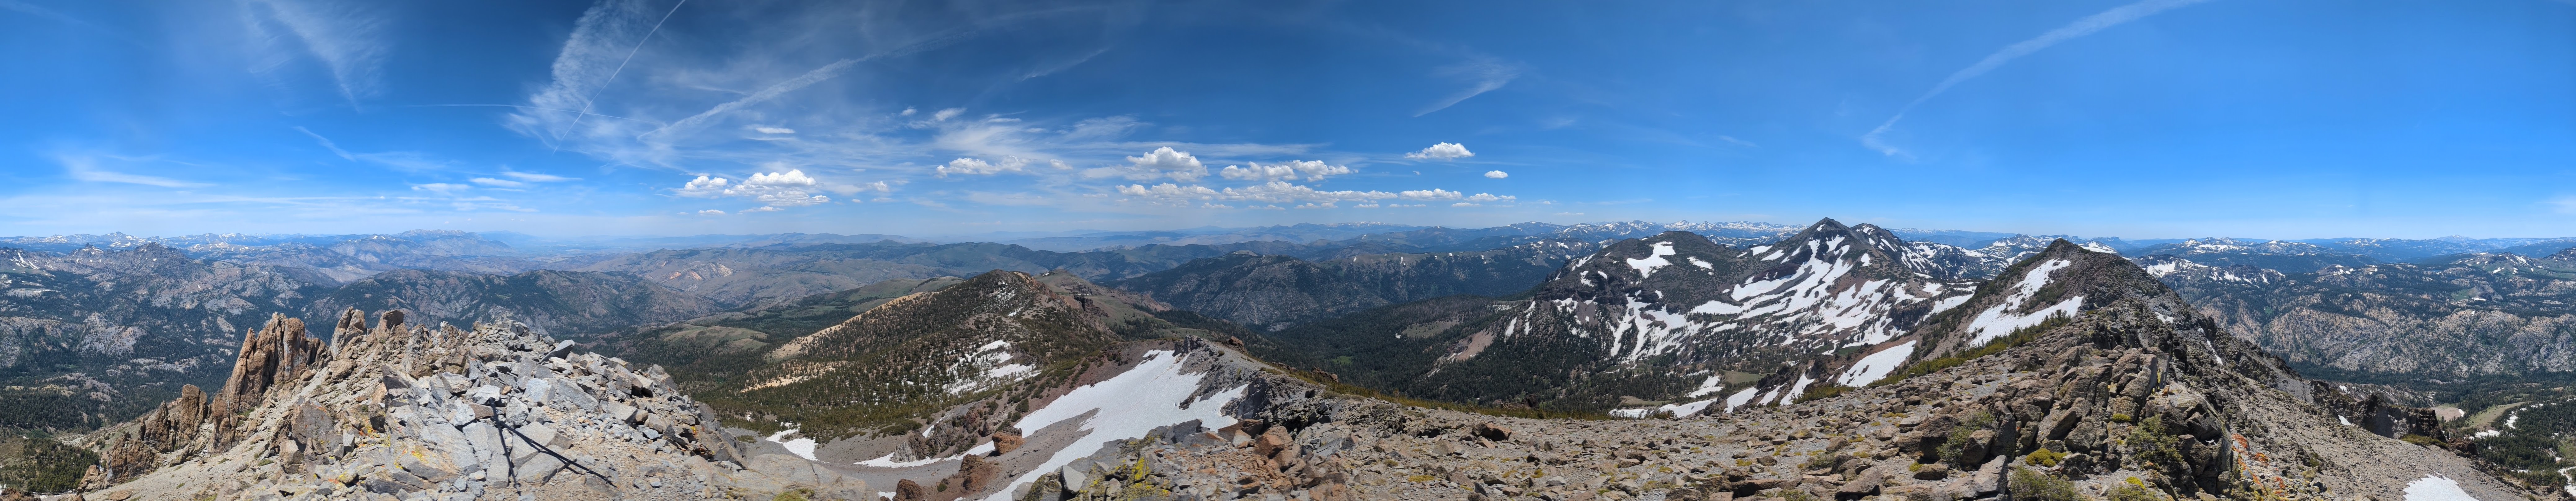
2399, 434, 2442, 447
2009, 468, 2083, 501
1802, 453, 1845, 471
2106, 482, 2162, 501
1794, 384, 1852, 404
2025, 448, 2065, 467
2126, 417, 2185, 477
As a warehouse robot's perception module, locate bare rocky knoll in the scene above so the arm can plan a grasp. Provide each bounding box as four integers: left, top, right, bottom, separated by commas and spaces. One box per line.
73, 310, 877, 501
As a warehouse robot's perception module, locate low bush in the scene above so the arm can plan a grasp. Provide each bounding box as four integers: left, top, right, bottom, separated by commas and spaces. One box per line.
2009, 468, 2083, 501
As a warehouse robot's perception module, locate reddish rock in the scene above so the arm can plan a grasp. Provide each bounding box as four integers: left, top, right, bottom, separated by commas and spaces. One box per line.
990, 433, 1024, 455
894, 478, 925, 501
217, 314, 327, 416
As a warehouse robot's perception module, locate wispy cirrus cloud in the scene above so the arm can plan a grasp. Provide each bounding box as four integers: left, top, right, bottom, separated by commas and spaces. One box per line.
494, 1, 1515, 218
294, 126, 455, 172
1415, 58, 1520, 117
239, 0, 390, 107
57, 154, 207, 188
1862, 0, 2213, 157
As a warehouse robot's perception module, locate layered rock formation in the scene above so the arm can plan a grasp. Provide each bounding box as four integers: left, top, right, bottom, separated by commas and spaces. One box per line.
81, 309, 877, 500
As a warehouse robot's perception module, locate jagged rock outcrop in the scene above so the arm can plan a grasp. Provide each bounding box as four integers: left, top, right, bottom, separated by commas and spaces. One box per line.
215, 314, 328, 416
83, 309, 872, 500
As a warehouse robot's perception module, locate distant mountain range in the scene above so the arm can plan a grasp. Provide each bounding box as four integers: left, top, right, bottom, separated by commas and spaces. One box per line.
17, 218, 2572, 501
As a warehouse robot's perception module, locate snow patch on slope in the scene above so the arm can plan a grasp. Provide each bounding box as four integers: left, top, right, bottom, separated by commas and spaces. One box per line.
1627, 241, 1678, 279
1683, 373, 1730, 398
764, 427, 818, 461
1836, 341, 1915, 386
984, 350, 1246, 501
1962, 259, 2083, 346
1723, 387, 1762, 412
2404, 475, 2481, 501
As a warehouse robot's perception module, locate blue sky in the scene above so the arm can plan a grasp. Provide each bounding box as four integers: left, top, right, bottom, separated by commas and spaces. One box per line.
4, 0, 2574, 239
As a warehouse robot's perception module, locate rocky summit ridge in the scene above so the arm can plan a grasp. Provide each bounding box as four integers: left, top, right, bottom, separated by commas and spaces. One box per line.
1017, 240, 2541, 501
75, 308, 882, 501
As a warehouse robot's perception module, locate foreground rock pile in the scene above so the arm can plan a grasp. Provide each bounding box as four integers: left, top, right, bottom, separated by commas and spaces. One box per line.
80, 309, 875, 500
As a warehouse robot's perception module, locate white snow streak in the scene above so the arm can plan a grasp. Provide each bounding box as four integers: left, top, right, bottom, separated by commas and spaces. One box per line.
764, 427, 818, 461
1835, 341, 1916, 387
1723, 387, 1762, 412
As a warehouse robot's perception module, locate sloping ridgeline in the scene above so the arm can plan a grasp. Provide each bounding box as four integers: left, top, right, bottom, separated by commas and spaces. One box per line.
611, 277, 967, 385
309, 269, 720, 342
625, 270, 1221, 443
1106, 239, 1599, 329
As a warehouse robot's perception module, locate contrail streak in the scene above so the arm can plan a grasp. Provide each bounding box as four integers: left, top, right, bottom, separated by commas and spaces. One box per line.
1863, 0, 2213, 157
555, 0, 689, 150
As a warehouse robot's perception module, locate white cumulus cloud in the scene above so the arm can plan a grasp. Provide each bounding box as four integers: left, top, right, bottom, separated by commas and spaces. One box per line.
697, 209, 726, 215
1484, 170, 1508, 179
1406, 142, 1474, 160
672, 169, 829, 208
1218, 160, 1354, 182
1116, 181, 1512, 208
1092, 147, 1209, 182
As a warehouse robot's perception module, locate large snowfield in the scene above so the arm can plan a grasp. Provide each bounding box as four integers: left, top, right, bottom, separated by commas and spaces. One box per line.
982, 350, 1247, 500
